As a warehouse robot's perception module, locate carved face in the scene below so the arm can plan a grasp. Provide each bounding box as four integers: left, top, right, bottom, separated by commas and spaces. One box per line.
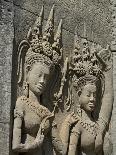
27, 62, 50, 95
79, 84, 96, 112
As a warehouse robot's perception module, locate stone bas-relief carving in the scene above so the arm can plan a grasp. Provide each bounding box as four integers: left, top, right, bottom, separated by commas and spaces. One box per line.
12, 5, 113, 155
51, 34, 113, 155
12, 5, 63, 155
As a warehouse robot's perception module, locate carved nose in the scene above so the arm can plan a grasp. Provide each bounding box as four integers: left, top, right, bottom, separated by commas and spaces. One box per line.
90, 94, 94, 103
39, 75, 45, 84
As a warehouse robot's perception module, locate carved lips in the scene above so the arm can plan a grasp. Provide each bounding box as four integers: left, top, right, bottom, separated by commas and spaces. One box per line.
88, 103, 95, 111
36, 84, 45, 92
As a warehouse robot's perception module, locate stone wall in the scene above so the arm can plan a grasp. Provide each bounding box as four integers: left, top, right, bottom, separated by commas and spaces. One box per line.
112, 52, 116, 155
0, 0, 116, 155
0, 0, 14, 155
111, 0, 116, 154
14, 0, 112, 54
111, 0, 116, 51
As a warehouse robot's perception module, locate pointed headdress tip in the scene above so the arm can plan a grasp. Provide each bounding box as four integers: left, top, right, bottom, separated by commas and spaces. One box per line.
48, 4, 55, 21
54, 19, 63, 40
59, 19, 63, 30
74, 27, 80, 49
35, 5, 44, 26
60, 18, 63, 24
19, 5, 63, 75
40, 5, 44, 17
38, 5, 44, 23
32, 6, 44, 39
74, 26, 78, 34
51, 4, 55, 10
57, 19, 62, 28
74, 26, 79, 40
44, 5, 55, 33
58, 19, 63, 32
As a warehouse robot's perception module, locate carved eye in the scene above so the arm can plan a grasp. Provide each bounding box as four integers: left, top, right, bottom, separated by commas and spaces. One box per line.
39, 74, 41, 78
93, 93, 96, 98
38, 73, 42, 78
86, 92, 91, 97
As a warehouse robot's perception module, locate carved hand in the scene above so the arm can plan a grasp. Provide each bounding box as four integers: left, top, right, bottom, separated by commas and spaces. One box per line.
37, 117, 50, 136
23, 139, 44, 152
16, 134, 45, 152
13, 143, 27, 152
96, 45, 112, 71
65, 112, 79, 127
35, 133, 45, 146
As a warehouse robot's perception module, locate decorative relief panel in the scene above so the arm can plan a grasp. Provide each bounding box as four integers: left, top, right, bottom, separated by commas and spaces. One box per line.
12, 5, 113, 155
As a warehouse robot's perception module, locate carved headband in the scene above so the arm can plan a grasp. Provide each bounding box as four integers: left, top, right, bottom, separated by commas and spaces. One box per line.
72, 75, 98, 91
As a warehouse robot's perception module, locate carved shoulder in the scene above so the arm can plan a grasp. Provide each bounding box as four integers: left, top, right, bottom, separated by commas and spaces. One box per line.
14, 96, 25, 119
71, 122, 81, 136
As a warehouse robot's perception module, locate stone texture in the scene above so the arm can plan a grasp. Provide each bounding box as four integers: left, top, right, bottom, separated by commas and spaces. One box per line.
14, 0, 112, 50
112, 52, 116, 155
0, 0, 115, 155
110, 1, 116, 155
12, 3, 113, 154
110, 0, 116, 51
13, 0, 114, 155
0, 0, 14, 155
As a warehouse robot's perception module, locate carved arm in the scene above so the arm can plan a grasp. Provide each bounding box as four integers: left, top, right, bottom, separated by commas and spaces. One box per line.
52, 112, 79, 155
52, 121, 69, 155
99, 68, 113, 132
12, 98, 24, 151
17, 118, 50, 152
12, 115, 23, 151
97, 47, 113, 133
12, 99, 50, 152
68, 124, 80, 155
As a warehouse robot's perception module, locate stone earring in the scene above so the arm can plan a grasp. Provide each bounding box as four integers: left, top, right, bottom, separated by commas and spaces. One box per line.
77, 104, 82, 117
23, 81, 29, 98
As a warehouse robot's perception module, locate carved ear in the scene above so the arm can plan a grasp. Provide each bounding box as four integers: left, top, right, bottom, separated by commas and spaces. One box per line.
78, 90, 82, 97
17, 40, 30, 85
26, 65, 31, 73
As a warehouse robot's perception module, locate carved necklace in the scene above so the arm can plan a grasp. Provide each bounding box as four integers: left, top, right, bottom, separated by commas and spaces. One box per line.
20, 96, 52, 120
78, 116, 98, 137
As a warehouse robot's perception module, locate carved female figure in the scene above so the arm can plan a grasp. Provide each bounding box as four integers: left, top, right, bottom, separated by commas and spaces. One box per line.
67, 76, 102, 155
52, 34, 112, 155
64, 36, 112, 155
12, 6, 63, 155
52, 76, 103, 155
13, 62, 52, 154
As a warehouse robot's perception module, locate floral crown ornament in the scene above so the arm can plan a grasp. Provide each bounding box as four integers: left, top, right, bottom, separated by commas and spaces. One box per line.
17, 5, 63, 85
69, 28, 108, 97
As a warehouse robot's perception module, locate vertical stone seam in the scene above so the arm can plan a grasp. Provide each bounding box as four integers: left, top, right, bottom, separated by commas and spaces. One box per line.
110, 0, 116, 51
110, 0, 116, 155
0, 0, 14, 155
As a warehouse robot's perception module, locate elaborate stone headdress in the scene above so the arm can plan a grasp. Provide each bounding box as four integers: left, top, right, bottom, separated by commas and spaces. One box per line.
17, 5, 63, 85
69, 29, 106, 95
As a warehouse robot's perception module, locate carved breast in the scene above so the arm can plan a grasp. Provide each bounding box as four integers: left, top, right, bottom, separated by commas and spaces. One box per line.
23, 105, 42, 137
18, 96, 51, 138
81, 129, 95, 153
